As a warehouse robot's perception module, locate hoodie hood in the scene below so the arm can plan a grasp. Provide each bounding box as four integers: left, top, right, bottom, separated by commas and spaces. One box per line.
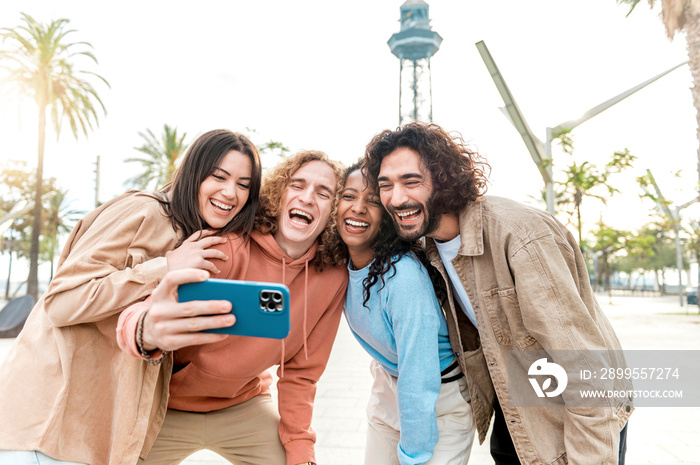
252, 230, 318, 269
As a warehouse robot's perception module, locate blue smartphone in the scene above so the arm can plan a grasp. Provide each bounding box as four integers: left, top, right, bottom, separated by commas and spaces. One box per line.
177, 278, 290, 339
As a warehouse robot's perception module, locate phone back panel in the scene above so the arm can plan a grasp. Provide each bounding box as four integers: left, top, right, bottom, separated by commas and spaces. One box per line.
178, 279, 290, 339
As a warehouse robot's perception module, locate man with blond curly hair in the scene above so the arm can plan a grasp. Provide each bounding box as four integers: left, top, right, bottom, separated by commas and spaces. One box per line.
117, 150, 347, 465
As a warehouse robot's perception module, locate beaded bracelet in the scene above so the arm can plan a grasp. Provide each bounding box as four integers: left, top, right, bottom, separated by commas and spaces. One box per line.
136, 310, 168, 366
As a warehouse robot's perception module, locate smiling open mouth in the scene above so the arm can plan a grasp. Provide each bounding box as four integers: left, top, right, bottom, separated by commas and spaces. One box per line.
290, 208, 314, 226
345, 219, 369, 230
396, 209, 420, 221
211, 199, 233, 212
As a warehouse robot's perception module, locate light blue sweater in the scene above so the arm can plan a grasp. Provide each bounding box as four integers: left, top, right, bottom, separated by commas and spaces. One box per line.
344, 252, 455, 465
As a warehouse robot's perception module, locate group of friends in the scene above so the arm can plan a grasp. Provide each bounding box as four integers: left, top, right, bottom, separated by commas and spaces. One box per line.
0, 122, 633, 465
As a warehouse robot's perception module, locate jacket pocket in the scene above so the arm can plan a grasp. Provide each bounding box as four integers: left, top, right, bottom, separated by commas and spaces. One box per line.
482, 288, 536, 349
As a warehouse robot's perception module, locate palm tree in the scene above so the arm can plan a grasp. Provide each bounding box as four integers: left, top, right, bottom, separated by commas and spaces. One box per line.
41, 189, 84, 281
617, 0, 700, 193
125, 124, 188, 190
0, 13, 109, 299
555, 132, 637, 243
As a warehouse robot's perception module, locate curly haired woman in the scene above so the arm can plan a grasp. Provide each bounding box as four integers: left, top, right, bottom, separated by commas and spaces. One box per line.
337, 162, 476, 465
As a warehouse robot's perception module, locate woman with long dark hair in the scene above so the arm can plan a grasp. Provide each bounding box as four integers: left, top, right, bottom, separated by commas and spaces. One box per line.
0, 129, 262, 465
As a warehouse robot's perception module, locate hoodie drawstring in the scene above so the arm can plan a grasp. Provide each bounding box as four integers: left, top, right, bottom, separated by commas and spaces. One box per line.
303, 258, 309, 360
278, 255, 311, 379
280, 256, 286, 378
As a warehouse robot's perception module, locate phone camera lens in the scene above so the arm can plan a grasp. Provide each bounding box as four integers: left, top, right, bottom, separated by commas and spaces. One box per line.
260, 292, 270, 302
266, 301, 279, 312
271, 292, 282, 303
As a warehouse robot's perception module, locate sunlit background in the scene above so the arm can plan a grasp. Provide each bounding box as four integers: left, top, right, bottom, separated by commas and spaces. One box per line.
0, 0, 696, 289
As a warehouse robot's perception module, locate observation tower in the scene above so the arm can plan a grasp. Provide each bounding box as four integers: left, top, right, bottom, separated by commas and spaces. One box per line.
388, 0, 442, 125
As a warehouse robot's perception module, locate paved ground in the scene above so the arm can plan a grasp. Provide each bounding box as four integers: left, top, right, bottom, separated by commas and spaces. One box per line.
1, 293, 699, 464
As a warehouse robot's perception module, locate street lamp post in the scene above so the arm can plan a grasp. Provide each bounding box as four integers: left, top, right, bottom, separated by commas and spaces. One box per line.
643, 169, 699, 307
476, 40, 688, 215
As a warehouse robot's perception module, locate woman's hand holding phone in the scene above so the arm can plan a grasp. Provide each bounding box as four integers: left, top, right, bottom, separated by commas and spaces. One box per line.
141, 269, 235, 351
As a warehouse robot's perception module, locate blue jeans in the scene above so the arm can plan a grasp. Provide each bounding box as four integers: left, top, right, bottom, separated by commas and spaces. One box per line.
0, 450, 86, 465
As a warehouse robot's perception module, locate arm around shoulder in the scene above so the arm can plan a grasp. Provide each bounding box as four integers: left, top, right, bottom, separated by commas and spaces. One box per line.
44, 197, 179, 327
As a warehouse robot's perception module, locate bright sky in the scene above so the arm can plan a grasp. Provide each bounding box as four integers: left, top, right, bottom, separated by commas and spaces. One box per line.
0, 0, 696, 243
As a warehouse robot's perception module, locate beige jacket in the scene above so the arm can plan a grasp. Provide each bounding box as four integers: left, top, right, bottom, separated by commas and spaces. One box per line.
425, 196, 633, 465
0, 193, 179, 465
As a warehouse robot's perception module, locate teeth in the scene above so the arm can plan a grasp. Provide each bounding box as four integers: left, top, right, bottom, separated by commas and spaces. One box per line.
346, 219, 369, 228
211, 199, 232, 211
397, 209, 419, 218
290, 209, 313, 221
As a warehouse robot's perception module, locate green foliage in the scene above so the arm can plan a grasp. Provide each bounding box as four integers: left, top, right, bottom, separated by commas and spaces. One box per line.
1, 161, 55, 226
124, 125, 292, 190
40, 188, 84, 277
0, 12, 108, 298
125, 124, 188, 190
684, 220, 700, 270
587, 220, 632, 291
1, 162, 60, 259
0, 13, 110, 140
554, 129, 574, 155
616, 0, 642, 16
245, 127, 291, 170
1, 162, 83, 285
555, 134, 636, 242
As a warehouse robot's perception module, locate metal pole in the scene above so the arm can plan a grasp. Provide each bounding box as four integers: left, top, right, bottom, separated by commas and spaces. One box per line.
94, 155, 101, 208
412, 60, 419, 122
398, 61, 403, 126
675, 212, 684, 307
428, 59, 434, 122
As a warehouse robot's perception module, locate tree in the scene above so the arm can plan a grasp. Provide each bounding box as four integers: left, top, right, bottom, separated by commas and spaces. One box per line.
617, 0, 700, 203
641, 222, 681, 293
555, 132, 637, 243
244, 127, 291, 171
41, 188, 84, 280
125, 124, 188, 190
1, 161, 58, 297
638, 169, 698, 304
587, 220, 631, 302
0, 13, 109, 299
620, 227, 659, 287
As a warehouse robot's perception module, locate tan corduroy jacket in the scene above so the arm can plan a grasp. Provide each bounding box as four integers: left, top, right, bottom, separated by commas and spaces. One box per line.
425, 196, 633, 465
0, 193, 179, 465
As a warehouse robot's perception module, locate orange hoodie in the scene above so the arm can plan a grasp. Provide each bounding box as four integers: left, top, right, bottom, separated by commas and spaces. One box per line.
117, 230, 348, 465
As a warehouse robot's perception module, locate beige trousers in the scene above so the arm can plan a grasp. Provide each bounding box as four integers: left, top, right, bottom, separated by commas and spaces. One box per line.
364, 360, 476, 465
140, 394, 286, 465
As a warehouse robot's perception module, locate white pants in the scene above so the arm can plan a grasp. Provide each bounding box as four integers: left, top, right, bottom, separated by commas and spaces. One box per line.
0, 451, 85, 465
364, 360, 476, 465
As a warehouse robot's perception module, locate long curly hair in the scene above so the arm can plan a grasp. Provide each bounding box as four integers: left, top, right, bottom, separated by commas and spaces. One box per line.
336, 162, 446, 308
255, 150, 346, 271
363, 122, 490, 216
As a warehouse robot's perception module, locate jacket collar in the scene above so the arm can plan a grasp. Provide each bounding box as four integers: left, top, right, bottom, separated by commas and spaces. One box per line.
455, 199, 484, 257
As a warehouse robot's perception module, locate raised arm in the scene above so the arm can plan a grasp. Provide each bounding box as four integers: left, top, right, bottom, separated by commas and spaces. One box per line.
116, 268, 235, 359
44, 197, 226, 327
